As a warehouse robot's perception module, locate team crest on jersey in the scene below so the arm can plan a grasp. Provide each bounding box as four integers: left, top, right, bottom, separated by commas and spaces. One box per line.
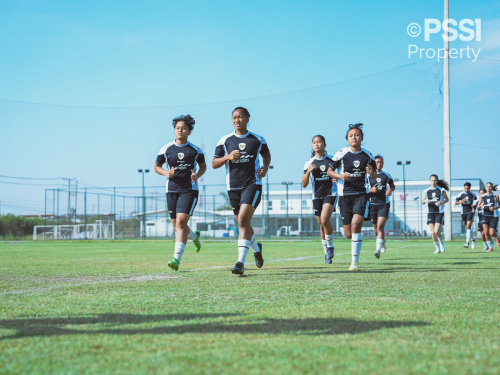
376, 178, 381, 183
487, 199, 491, 203
465, 196, 469, 201
178, 153, 184, 160
320, 165, 326, 171
354, 160, 360, 168
239, 143, 246, 150
432, 193, 436, 197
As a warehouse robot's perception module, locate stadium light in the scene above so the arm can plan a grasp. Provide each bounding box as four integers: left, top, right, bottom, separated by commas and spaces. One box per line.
397, 161, 411, 239
138, 169, 150, 239
281, 182, 293, 235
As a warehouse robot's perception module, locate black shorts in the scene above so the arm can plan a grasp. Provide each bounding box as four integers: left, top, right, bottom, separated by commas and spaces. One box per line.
483, 216, 499, 230
166, 190, 199, 219
370, 203, 390, 224
228, 184, 262, 215
461, 212, 474, 223
313, 196, 337, 217
427, 213, 444, 225
338, 194, 370, 226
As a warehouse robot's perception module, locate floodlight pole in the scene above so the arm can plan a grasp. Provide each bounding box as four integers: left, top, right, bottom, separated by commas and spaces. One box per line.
138, 169, 149, 239
443, 0, 452, 241
397, 161, 411, 239
282, 182, 293, 235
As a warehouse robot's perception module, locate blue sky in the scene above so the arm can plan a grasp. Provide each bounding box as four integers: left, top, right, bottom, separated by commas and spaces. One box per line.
0, 0, 499, 215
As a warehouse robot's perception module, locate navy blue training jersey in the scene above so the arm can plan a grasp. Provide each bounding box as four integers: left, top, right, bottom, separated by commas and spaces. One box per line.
455, 191, 477, 214
369, 171, 394, 204
481, 193, 499, 217
303, 155, 338, 199
329, 147, 377, 196
156, 141, 205, 193
214, 131, 270, 191
423, 187, 446, 213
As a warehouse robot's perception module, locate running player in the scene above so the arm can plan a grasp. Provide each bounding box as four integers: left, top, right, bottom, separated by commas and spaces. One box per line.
422, 175, 449, 254
302, 135, 338, 264
154, 115, 206, 271
212, 107, 271, 275
455, 182, 477, 249
477, 182, 500, 252
368, 154, 395, 259
327, 123, 377, 271
476, 189, 488, 251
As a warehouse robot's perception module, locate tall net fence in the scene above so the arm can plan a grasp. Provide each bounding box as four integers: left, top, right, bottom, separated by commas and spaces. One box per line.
1, 58, 500, 239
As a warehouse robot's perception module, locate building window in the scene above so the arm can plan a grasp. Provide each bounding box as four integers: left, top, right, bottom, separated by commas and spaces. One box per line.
268, 200, 273, 210
281, 200, 286, 210
302, 200, 307, 209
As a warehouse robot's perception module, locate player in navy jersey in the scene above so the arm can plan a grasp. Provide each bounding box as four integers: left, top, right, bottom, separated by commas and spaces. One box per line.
454, 182, 477, 249
302, 135, 338, 264
154, 115, 206, 271
476, 189, 489, 251
368, 155, 395, 259
212, 107, 271, 275
327, 123, 377, 271
477, 182, 500, 252
422, 174, 449, 254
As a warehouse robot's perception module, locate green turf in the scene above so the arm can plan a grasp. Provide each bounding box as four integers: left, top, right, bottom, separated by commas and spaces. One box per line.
0, 239, 499, 374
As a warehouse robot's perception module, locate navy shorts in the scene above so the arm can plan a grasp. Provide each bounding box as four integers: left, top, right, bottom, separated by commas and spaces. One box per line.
483, 216, 499, 230
338, 194, 370, 226
370, 203, 390, 224
313, 196, 337, 217
427, 213, 444, 225
166, 190, 199, 219
461, 212, 474, 223
229, 184, 262, 215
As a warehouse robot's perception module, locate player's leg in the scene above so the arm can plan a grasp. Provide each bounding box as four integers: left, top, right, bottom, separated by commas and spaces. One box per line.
166, 194, 181, 270
480, 223, 488, 250
241, 185, 264, 268
428, 221, 439, 253
375, 216, 387, 259
232, 204, 256, 274
348, 194, 369, 271
488, 219, 497, 251
178, 191, 201, 252
314, 199, 328, 258
370, 204, 379, 257
321, 202, 335, 263
483, 222, 493, 251
434, 221, 445, 253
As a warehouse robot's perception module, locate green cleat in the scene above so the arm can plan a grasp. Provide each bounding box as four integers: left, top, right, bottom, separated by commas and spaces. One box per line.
193, 230, 202, 252
168, 258, 180, 271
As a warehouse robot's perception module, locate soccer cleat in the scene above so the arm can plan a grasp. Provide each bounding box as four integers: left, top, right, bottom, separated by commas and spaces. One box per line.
374, 250, 380, 259
471, 239, 476, 249
440, 243, 446, 253
433, 248, 441, 254
231, 261, 245, 275
324, 254, 332, 264
482, 246, 489, 251
193, 230, 202, 252
253, 243, 264, 268
487, 247, 494, 252
348, 262, 359, 271
380, 240, 386, 253
326, 247, 334, 261
167, 258, 180, 271
497, 237, 500, 247
463, 243, 469, 248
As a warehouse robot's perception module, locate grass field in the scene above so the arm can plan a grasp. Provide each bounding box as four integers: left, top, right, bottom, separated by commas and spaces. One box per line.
0, 239, 499, 374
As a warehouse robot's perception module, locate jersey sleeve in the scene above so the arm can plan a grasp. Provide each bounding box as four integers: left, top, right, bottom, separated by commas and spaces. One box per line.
155, 145, 168, 166
329, 151, 342, 170
368, 152, 377, 170
214, 138, 226, 158
196, 150, 206, 165
455, 193, 462, 202
303, 160, 311, 174
259, 136, 270, 156
386, 173, 394, 186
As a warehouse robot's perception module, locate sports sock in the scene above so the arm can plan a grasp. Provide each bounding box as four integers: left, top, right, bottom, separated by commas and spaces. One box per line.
433, 241, 440, 249
187, 228, 196, 241
238, 239, 250, 264
483, 241, 489, 248
376, 238, 384, 252
174, 242, 186, 262
466, 229, 471, 244
437, 237, 444, 246
321, 240, 328, 254
325, 234, 334, 248
249, 234, 260, 253
487, 240, 494, 248
351, 233, 362, 263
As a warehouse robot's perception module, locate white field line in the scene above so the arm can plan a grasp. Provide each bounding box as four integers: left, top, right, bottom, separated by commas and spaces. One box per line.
1, 245, 411, 295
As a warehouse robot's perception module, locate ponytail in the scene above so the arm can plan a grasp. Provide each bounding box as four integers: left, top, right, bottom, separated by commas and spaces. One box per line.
430, 174, 449, 191
486, 182, 498, 191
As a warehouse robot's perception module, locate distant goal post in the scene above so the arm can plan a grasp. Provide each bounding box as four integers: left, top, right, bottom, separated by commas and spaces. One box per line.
33, 220, 115, 240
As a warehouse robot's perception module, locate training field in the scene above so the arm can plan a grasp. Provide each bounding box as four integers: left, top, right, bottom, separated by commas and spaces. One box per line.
0, 240, 499, 374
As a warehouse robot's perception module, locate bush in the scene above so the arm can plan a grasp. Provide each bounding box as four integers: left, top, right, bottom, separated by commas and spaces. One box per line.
0, 214, 44, 238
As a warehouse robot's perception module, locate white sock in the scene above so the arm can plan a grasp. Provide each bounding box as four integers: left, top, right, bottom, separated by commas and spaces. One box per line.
376, 238, 384, 252
174, 242, 186, 262
437, 237, 443, 245
249, 234, 260, 253
237, 239, 250, 264
351, 233, 362, 263
325, 234, 334, 249
483, 241, 488, 248
466, 229, 471, 244
487, 240, 494, 248
187, 228, 196, 241
433, 241, 440, 249
321, 240, 328, 254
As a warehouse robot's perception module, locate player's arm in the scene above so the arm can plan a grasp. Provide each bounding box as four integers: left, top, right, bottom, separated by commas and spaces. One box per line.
422, 192, 428, 205
302, 162, 315, 188
366, 159, 377, 180
212, 142, 240, 169
191, 163, 207, 182
441, 191, 449, 205
327, 167, 347, 181
493, 195, 500, 211
386, 179, 396, 196
257, 152, 271, 178
369, 184, 377, 193
454, 194, 463, 206
154, 163, 176, 178
477, 195, 483, 209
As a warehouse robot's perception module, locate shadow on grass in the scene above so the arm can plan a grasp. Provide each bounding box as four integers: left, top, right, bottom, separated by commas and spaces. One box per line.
0, 314, 429, 340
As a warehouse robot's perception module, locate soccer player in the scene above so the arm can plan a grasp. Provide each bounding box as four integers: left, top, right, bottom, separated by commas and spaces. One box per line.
422, 175, 449, 254
477, 182, 500, 252
302, 135, 338, 264
154, 115, 206, 271
327, 123, 377, 271
212, 107, 271, 275
368, 154, 395, 259
455, 182, 477, 249
476, 189, 489, 250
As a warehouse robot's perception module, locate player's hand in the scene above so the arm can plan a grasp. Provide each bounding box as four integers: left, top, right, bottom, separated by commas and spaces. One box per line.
257, 167, 268, 178
435, 201, 441, 206
331, 178, 338, 183
167, 168, 177, 178
228, 150, 241, 161
343, 172, 350, 181
386, 189, 392, 196
191, 170, 199, 182
489, 206, 494, 211
307, 164, 316, 173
